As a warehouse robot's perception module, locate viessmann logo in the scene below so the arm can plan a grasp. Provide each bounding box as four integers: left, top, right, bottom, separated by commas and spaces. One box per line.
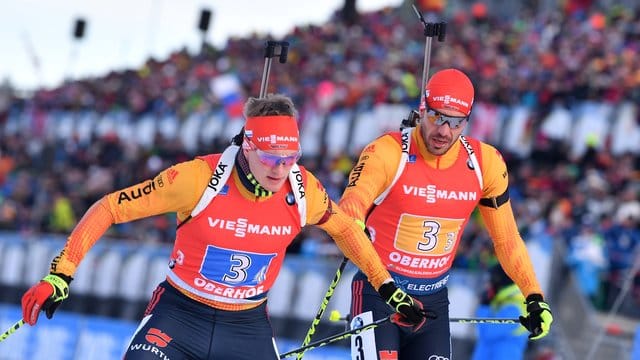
256, 135, 298, 143
207, 217, 293, 237
402, 184, 477, 203
426, 90, 469, 108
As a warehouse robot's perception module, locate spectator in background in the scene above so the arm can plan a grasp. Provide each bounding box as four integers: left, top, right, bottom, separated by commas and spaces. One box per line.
48, 191, 77, 233
471, 264, 528, 360
565, 219, 607, 308
602, 190, 640, 310
632, 325, 640, 360
20, 94, 427, 360
0, 145, 15, 186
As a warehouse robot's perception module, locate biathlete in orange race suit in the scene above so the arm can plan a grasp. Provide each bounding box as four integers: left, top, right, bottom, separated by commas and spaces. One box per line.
340, 69, 554, 360
21, 94, 428, 360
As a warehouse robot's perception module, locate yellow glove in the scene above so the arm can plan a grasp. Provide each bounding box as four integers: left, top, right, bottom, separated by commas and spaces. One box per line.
519, 294, 553, 340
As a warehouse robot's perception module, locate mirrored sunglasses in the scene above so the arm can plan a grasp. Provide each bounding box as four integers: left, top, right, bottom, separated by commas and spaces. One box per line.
425, 107, 468, 129
254, 147, 301, 167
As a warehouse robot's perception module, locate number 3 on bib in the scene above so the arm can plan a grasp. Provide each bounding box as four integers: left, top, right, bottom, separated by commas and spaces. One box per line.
395, 214, 463, 256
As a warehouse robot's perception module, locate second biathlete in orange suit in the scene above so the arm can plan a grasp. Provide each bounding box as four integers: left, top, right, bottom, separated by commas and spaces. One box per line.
340, 69, 553, 360
21, 94, 428, 360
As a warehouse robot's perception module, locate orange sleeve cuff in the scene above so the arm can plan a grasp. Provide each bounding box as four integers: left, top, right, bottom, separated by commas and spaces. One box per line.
479, 201, 543, 297
318, 205, 391, 290
50, 197, 115, 277
338, 196, 368, 221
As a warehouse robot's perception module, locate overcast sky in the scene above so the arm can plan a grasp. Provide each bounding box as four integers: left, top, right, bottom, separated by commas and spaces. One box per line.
0, 0, 401, 91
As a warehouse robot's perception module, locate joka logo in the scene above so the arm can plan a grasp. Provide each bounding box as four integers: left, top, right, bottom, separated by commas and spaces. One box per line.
145, 328, 172, 347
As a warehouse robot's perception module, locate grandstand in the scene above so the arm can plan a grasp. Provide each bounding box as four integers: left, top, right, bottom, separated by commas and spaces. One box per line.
0, 0, 639, 359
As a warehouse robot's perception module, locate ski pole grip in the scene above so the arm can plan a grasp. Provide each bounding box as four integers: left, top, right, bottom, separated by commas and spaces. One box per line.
279, 42, 289, 63
424, 23, 434, 37
264, 41, 278, 58
437, 22, 447, 42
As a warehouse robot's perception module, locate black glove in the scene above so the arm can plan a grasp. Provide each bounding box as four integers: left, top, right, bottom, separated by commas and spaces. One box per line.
519, 294, 553, 340
378, 282, 434, 331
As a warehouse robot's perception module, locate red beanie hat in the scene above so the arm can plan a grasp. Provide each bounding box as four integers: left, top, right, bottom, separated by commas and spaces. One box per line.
422, 68, 475, 116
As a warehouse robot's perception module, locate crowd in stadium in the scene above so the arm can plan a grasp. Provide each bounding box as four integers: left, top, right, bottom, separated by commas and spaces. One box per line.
0, 0, 639, 320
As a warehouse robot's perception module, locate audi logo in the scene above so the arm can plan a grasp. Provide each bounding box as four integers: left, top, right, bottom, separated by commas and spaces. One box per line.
428, 356, 449, 360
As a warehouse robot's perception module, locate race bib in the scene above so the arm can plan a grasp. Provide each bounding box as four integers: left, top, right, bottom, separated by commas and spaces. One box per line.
351, 311, 377, 360
394, 214, 464, 255
200, 245, 276, 287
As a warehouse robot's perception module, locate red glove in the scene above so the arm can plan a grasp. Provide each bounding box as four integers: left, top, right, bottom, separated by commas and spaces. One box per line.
22, 273, 72, 326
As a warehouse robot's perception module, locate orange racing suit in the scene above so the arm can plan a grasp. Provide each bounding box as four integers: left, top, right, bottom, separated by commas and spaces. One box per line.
50, 151, 392, 312
340, 123, 542, 360
340, 125, 542, 297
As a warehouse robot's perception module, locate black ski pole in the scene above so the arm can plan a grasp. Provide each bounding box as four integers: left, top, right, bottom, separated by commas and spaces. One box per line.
259, 40, 289, 98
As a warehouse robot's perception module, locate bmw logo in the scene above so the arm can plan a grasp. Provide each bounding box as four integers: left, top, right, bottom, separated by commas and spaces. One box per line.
466, 158, 475, 170
286, 192, 296, 205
